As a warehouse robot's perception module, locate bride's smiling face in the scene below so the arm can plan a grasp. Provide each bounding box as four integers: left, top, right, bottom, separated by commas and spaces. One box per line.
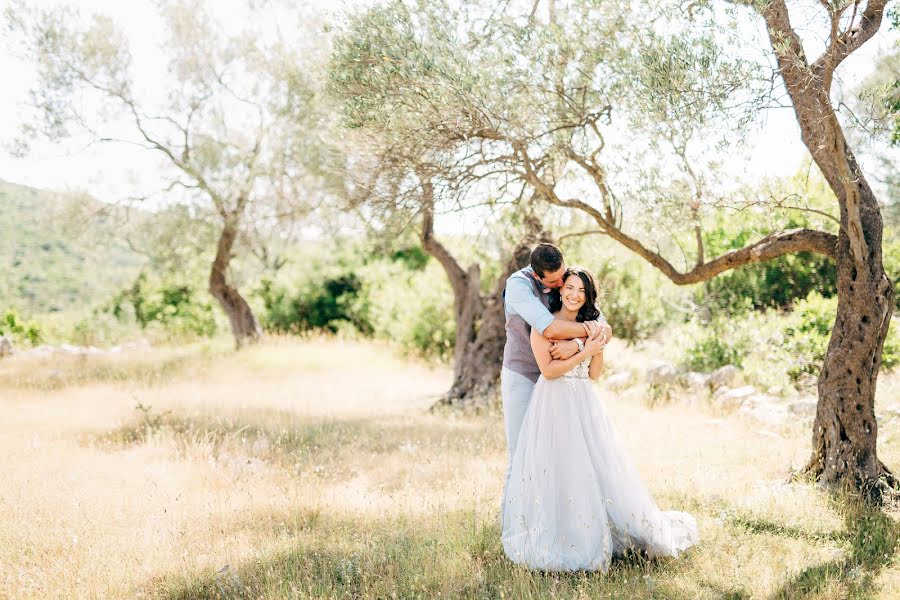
561, 274, 586, 312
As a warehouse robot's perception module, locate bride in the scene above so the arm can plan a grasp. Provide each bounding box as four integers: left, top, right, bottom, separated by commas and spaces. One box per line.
501, 266, 699, 572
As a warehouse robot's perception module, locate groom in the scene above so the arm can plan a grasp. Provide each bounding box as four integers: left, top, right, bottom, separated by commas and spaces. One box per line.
501, 243, 612, 481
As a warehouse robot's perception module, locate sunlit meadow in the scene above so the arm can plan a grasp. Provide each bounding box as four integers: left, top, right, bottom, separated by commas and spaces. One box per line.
1, 336, 899, 599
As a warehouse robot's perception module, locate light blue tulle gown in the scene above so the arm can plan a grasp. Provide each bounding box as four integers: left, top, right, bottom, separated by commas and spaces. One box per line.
501, 356, 699, 572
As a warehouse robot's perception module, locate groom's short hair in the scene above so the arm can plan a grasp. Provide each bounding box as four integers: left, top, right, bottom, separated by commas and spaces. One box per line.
531, 243, 563, 277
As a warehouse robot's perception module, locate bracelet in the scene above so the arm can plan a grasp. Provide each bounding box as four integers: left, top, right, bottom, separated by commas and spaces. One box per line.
574, 338, 585, 352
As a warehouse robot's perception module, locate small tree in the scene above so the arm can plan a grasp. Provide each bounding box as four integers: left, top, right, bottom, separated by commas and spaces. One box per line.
6, 0, 335, 347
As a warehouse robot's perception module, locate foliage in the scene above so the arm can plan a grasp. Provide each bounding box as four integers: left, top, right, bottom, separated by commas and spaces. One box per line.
102, 273, 218, 342
781, 293, 900, 386
328, 0, 766, 299
257, 273, 372, 336
885, 235, 900, 313
250, 238, 455, 360
6, 1, 342, 344
356, 259, 456, 362
0, 308, 42, 346
0, 180, 144, 315
696, 248, 837, 315
67, 312, 143, 348
678, 290, 900, 394
888, 6, 900, 146
589, 259, 672, 343
683, 321, 748, 372
691, 169, 843, 315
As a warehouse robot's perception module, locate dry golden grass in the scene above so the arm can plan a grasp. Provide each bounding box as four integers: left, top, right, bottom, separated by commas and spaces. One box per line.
1, 336, 899, 599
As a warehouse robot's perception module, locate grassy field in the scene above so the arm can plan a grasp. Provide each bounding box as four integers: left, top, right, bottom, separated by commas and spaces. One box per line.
2, 337, 900, 599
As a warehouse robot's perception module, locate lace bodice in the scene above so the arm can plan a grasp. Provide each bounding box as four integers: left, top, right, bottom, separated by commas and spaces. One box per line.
561, 356, 591, 380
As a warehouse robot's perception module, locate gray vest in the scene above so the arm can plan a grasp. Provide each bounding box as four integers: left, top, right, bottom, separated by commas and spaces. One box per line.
503, 269, 551, 383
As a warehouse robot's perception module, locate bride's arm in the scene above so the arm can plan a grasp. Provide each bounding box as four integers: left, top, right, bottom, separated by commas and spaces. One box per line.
588, 348, 605, 380
531, 328, 591, 380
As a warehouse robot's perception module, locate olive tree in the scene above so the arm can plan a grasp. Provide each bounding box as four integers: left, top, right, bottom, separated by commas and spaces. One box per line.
332, 0, 898, 500
6, 0, 334, 347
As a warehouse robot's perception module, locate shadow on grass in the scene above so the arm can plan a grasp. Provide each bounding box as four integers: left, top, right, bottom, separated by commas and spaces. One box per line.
0, 345, 222, 390
730, 514, 844, 544
145, 507, 703, 600
730, 492, 900, 600
86, 404, 504, 473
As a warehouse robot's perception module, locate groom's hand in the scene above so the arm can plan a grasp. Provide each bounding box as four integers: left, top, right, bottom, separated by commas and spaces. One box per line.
596, 320, 613, 346
585, 320, 613, 346
549, 339, 580, 360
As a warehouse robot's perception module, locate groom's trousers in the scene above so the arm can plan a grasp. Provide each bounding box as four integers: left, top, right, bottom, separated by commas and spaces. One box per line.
500, 367, 536, 523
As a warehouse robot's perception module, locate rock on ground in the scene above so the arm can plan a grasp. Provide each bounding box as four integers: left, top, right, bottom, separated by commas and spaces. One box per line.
645, 362, 681, 386
0, 336, 13, 358
707, 365, 740, 390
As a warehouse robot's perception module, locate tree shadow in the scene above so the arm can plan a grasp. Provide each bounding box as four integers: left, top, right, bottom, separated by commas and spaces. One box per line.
85, 404, 504, 475
765, 492, 900, 599
730, 513, 843, 544
144, 506, 703, 600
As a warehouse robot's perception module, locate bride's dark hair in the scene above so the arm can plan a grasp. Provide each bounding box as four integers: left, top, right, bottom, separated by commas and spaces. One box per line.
549, 266, 601, 322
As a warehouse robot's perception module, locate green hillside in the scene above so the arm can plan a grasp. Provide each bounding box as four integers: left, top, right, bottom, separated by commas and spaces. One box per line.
0, 180, 145, 316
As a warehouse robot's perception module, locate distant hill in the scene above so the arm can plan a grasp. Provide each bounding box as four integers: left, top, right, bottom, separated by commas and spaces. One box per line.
0, 180, 145, 315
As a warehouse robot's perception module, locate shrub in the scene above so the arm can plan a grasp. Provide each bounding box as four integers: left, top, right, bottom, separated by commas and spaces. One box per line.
69, 312, 142, 347
103, 273, 218, 341
883, 237, 900, 312
681, 315, 751, 372
589, 260, 673, 343
358, 260, 455, 361
696, 222, 837, 315
257, 272, 372, 335
782, 292, 899, 386
0, 308, 43, 346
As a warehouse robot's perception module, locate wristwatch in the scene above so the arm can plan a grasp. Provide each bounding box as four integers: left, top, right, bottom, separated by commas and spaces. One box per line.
574, 338, 585, 353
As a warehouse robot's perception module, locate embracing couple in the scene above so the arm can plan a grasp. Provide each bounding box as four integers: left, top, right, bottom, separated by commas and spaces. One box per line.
499, 243, 700, 572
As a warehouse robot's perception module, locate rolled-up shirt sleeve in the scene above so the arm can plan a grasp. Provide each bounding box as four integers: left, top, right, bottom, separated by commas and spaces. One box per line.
505, 275, 555, 335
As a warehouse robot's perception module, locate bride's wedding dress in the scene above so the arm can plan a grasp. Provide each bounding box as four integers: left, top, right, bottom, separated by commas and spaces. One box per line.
501, 356, 699, 572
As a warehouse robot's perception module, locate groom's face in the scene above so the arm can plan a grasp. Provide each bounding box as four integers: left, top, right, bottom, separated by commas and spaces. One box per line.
535, 264, 567, 289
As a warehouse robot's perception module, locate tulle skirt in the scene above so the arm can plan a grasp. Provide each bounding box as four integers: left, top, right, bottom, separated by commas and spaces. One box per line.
501, 375, 699, 572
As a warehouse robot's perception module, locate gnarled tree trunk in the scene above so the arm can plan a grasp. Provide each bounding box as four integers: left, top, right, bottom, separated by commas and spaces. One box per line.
801, 148, 896, 500
440, 232, 540, 406
420, 178, 547, 406
209, 215, 263, 349
757, 0, 897, 501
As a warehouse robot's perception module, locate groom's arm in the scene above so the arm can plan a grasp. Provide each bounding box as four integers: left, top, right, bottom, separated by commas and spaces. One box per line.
546, 310, 611, 360
505, 275, 595, 340
543, 319, 593, 340
505, 275, 613, 360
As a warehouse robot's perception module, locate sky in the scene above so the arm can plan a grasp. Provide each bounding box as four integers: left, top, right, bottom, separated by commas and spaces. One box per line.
0, 0, 896, 232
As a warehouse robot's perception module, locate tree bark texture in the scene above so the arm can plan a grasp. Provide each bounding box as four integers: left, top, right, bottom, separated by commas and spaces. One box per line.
209, 216, 263, 349
757, 0, 896, 500
420, 179, 547, 406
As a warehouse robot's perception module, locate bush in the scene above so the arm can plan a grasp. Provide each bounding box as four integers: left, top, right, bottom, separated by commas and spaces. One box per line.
883, 237, 900, 312
684, 333, 746, 372
782, 292, 900, 386
69, 312, 142, 347
680, 313, 752, 372
257, 272, 372, 335
696, 222, 837, 315
0, 308, 43, 346
586, 259, 674, 343
103, 273, 218, 342
358, 260, 455, 361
